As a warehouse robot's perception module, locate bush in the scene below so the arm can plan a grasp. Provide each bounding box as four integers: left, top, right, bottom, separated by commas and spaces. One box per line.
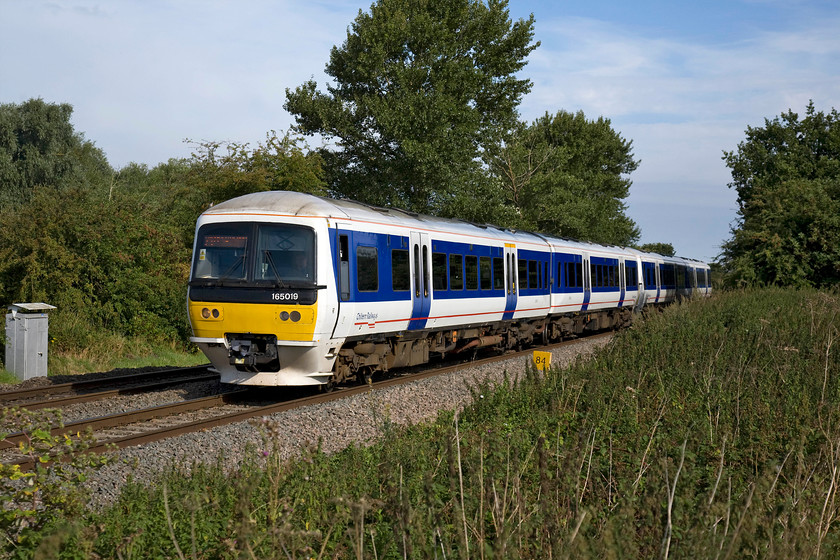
1, 407, 112, 552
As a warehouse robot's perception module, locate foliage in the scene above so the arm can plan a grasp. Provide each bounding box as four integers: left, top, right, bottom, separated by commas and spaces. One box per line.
0, 407, 112, 551
0, 184, 191, 349
0, 98, 111, 210
185, 130, 327, 208
720, 101, 840, 287
638, 242, 675, 256
0, 106, 327, 362
22, 287, 840, 558
285, 0, 539, 215
484, 110, 641, 245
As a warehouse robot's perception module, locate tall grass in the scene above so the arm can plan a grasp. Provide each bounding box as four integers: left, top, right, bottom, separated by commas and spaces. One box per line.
11, 287, 840, 558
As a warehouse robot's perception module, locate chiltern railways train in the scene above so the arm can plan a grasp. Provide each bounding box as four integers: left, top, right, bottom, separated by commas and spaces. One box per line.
187, 191, 711, 387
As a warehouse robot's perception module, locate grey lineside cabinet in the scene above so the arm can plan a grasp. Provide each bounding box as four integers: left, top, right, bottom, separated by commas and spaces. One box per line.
5, 303, 56, 381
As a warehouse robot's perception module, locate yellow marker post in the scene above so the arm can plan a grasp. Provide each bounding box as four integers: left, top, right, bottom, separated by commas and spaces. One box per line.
533, 350, 551, 371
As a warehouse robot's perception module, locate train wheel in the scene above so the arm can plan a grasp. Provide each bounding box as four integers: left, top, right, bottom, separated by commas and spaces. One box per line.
320, 377, 337, 393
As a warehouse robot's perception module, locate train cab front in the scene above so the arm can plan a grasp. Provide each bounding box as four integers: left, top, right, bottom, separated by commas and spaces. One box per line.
187, 220, 335, 386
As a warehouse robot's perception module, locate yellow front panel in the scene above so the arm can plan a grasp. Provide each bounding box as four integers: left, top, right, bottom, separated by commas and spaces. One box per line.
189, 301, 318, 342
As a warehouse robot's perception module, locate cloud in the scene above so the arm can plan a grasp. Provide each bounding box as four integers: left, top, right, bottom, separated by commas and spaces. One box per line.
517, 11, 839, 259
1, 0, 360, 167
522, 14, 840, 123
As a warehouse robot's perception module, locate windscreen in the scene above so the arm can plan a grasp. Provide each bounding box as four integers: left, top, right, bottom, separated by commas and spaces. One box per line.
192, 222, 315, 284
192, 223, 249, 281
255, 224, 315, 282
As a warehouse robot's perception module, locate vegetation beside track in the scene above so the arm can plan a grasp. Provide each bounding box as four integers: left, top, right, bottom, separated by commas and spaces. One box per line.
2, 287, 837, 558
0, 338, 206, 384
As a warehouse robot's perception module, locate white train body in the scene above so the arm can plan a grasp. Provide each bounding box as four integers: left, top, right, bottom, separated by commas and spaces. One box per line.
187, 191, 711, 386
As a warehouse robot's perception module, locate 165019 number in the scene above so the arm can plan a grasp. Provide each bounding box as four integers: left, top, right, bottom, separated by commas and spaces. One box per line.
272, 292, 299, 301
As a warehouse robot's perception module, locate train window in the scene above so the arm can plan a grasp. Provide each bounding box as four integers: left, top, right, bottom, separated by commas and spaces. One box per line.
493, 257, 504, 290
595, 265, 602, 288
528, 260, 538, 290
255, 224, 315, 283
357, 246, 378, 292
413, 245, 420, 297
664, 265, 675, 288
480, 256, 492, 290
575, 263, 583, 288
565, 262, 574, 288
432, 252, 447, 291
625, 263, 637, 291
422, 246, 429, 296
392, 249, 410, 291
193, 223, 249, 281
507, 254, 515, 293
544, 261, 549, 289
450, 254, 464, 290
612, 265, 618, 288
339, 235, 350, 300
465, 255, 478, 290
518, 259, 528, 289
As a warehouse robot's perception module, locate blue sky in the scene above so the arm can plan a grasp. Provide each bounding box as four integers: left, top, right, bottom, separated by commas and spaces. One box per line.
1, 0, 838, 262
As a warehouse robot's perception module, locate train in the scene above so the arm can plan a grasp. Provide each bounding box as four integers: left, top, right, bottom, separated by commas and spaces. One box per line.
187, 191, 711, 387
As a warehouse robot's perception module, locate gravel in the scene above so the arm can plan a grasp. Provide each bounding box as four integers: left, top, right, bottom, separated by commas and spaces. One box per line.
77, 335, 612, 510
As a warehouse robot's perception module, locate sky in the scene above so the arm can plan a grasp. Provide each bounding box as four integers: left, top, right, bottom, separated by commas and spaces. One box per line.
1, 0, 838, 262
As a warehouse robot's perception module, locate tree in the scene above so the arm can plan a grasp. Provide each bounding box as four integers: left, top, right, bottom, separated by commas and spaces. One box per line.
284, 0, 538, 215
484, 110, 640, 246
185, 130, 326, 206
638, 242, 675, 257
720, 102, 840, 287
0, 184, 192, 346
0, 98, 111, 209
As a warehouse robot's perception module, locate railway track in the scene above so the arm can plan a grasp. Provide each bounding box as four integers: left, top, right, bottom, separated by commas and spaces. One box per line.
3, 334, 611, 471
0, 365, 215, 410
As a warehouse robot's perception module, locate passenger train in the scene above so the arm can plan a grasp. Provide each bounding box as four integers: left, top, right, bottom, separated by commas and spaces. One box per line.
187, 191, 711, 387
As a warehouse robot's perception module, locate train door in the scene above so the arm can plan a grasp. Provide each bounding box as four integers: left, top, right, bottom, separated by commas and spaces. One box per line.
503, 244, 517, 320
655, 263, 662, 303
408, 231, 432, 330
634, 256, 646, 310
331, 223, 354, 339
619, 258, 626, 306
582, 254, 591, 311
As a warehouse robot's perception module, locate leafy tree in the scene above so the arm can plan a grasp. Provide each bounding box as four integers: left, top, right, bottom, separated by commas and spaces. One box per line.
284, 0, 538, 215
638, 242, 675, 257
0, 183, 192, 348
0, 98, 111, 209
484, 110, 640, 245
185, 130, 326, 207
720, 102, 840, 287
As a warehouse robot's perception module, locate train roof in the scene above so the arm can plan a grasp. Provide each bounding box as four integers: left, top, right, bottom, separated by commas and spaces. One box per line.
202, 191, 709, 266
203, 190, 539, 243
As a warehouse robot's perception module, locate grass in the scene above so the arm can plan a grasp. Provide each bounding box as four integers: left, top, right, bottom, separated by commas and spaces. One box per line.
47, 339, 206, 377
4, 287, 840, 558
0, 335, 205, 384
